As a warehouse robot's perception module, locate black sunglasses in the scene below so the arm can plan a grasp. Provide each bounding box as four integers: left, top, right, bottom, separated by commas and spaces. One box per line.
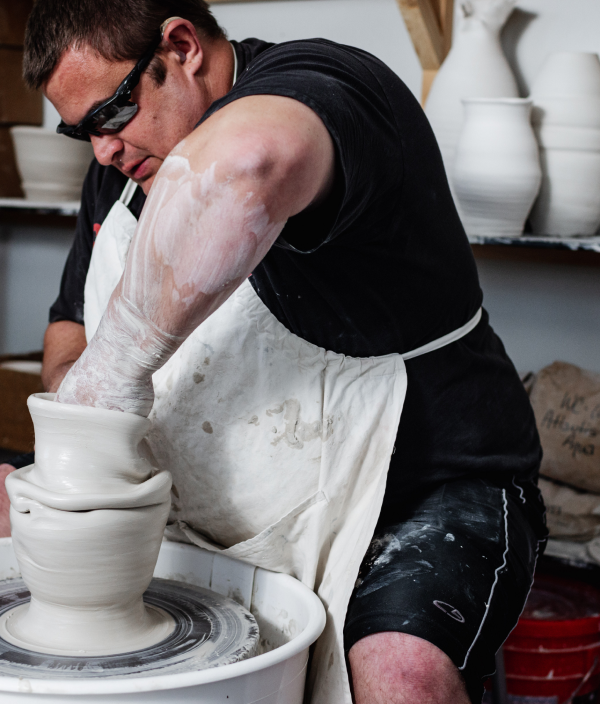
57, 32, 163, 142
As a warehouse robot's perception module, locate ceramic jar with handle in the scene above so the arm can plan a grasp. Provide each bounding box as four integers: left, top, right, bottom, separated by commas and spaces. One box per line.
453, 97, 542, 237
425, 0, 519, 181
529, 52, 600, 237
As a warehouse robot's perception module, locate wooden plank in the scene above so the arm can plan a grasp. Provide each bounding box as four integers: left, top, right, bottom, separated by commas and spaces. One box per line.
422, 68, 438, 105
395, 0, 454, 103
0, 47, 42, 125
209, 0, 293, 3
0, 0, 33, 47
471, 244, 600, 269
0, 367, 43, 453
395, 0, 445, 71
0, 126, 23, 198
428, 0, 453, 57
0, 209, 77, 227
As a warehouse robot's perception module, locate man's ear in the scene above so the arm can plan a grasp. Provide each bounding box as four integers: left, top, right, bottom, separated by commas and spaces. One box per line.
161, 19, 203, 74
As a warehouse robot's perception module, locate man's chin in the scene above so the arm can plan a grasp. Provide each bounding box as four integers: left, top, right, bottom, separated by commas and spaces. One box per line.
140, 174, 156, 195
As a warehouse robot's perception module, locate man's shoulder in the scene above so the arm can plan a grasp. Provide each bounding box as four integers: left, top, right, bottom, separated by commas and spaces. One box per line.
244, 38, 388, 76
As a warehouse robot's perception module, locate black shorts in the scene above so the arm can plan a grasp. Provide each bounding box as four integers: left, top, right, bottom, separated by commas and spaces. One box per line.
344, 475, 547, 704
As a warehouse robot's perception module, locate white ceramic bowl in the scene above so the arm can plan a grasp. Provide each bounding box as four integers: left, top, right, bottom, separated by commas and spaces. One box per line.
10, 126, 93, 202
530, 52, 600, 99
535, 124, 600, 151
532, 96, 600, 130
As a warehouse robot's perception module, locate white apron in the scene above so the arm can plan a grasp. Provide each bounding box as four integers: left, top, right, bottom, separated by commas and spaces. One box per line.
84, 181, 482, 703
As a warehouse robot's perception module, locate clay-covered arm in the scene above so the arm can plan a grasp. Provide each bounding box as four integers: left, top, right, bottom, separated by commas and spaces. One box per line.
56, 95, 335, 415
42, 320, 88, 392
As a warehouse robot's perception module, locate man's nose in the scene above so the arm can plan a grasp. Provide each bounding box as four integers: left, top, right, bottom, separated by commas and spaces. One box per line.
90, 134, 124, 166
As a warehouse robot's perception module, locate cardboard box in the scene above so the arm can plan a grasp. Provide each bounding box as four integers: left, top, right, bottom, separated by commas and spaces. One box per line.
0, 1, 34, 47
0, 48, 42, 125
0, 126, 23, 197
0, 352, 43, 453
0, 0, 43, 197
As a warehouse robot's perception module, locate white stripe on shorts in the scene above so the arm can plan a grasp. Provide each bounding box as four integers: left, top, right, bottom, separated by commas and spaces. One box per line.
459, 488, 509, 671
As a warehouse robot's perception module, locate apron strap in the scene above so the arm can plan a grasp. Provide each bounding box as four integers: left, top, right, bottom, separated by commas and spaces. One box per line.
119, 179, 138, 207
231, 42, 238, 86
402, 308, 482, 361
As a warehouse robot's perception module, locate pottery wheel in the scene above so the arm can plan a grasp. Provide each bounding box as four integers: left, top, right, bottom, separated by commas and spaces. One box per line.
0, 577, 259, 679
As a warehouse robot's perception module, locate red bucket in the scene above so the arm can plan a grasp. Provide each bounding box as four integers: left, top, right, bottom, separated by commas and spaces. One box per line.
504, 574, 600, 702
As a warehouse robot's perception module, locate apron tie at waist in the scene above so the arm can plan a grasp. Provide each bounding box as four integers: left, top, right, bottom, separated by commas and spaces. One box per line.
84, 177, 486, 704
402, 308, 483, 361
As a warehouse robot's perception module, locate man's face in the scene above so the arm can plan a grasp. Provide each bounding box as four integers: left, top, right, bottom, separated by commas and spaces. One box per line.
45, 44, 206, 194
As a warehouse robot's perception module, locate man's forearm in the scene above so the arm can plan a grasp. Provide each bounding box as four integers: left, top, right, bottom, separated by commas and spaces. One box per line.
56, 95, 335, 415
55, 156, 286, 415
42, 321, 87, 392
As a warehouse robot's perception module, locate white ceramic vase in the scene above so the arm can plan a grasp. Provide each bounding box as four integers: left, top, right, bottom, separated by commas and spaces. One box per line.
3, 393, 174, 656
453, 98, 541, 237
529, 52, 600, 236
10, 126, 93, 202
425, 0, 519, 179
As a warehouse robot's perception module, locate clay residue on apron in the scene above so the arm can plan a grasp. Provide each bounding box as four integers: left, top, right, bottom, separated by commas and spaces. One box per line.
268, 399, 333, 449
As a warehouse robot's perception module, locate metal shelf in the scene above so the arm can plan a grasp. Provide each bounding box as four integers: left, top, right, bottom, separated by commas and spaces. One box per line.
0, 198, 80, 217
468, 233, 600, 254
2, 198, 599, 257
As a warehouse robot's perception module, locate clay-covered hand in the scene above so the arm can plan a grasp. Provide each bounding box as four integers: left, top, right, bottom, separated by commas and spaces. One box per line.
56, 293, 182, 416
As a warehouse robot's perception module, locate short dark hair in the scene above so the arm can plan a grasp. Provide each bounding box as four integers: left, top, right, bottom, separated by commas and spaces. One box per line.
23, 0, 226, 89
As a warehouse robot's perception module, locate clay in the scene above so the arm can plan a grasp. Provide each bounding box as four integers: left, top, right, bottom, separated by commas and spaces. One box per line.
4, 393, 174, 656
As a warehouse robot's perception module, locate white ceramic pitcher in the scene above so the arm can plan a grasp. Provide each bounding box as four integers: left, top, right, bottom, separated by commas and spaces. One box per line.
425, 0, 519, 180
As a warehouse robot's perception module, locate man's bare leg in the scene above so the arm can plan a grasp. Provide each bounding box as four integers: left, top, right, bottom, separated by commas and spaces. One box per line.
349, 632, 471, 704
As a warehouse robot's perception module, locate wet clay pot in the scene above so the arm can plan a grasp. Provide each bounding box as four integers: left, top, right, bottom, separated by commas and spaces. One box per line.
3, 393, 173, 656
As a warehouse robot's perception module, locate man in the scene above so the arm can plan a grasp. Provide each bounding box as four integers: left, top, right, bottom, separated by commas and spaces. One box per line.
6, 0, 546, 701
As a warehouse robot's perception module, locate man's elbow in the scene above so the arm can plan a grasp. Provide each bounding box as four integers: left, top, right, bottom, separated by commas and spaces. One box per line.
218, 133, 331, 220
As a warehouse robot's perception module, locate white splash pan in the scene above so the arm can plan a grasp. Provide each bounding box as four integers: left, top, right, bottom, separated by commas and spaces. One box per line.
0, 538, 326, 703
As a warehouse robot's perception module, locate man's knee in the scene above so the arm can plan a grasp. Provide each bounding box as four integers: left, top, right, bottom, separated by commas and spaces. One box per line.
348, 631, 471, 704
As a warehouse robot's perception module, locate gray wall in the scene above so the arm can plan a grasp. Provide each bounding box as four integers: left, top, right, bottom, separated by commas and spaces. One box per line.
0, 224, 75, 354
2, 0, 599, 376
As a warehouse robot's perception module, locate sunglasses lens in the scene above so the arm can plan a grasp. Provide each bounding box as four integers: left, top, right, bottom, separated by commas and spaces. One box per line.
57, 122, 91, 142
94, 102, 138, 134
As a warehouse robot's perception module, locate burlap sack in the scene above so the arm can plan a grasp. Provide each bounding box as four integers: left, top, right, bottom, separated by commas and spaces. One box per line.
530, 361, 600, 493
540, 477, 600, 541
